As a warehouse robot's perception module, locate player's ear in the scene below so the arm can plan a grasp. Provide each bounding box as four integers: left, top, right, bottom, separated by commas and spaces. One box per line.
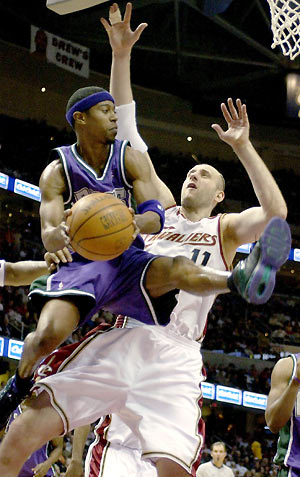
73, 111, 85, 126
215, 190, 225, 203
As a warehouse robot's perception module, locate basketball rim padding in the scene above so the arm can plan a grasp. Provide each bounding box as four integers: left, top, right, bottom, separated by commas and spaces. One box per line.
46, 0, 109, 15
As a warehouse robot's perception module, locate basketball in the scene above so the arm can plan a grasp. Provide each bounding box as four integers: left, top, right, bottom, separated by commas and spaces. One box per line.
66, 193, 134, 261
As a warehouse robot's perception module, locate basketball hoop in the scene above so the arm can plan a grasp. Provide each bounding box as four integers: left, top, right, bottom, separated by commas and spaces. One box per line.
267, 0, 300, 60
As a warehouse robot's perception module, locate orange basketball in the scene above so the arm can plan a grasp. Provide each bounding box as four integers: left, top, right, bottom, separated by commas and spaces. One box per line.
66, 193, 134, 261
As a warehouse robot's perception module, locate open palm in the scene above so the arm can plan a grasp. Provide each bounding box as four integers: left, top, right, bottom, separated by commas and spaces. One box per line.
211, 98, 250, 148
101, 2, 147, 55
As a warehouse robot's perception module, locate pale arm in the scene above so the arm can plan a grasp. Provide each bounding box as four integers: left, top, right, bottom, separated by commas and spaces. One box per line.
103, 1, 175, 231
32, 436, 63, 477
213, 99, 287, 248
101, 3, 149, 153
65, 425, 91, 477
39, 160, 70, 252
265, 357, 300, 433
101, 2, 147, 106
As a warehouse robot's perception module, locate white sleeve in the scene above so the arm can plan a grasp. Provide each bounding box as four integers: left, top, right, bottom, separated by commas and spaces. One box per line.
0, 260, 5, 286
116, 101, 148, 153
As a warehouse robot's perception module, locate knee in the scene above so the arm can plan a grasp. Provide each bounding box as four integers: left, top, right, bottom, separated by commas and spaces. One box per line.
24, 325, 62, 356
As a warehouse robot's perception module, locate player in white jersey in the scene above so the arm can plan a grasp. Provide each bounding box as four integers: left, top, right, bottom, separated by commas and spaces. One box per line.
59, 4, 291, 477
0, 4, 291, 477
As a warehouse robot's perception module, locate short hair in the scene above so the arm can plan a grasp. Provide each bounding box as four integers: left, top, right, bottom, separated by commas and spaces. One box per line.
66, 86, 106, 114
211, 441, 226, 451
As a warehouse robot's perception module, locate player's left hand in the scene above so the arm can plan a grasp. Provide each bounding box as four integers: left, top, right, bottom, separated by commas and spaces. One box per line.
32, 461, 50, 477
100, 2, 148, 56
211, 98, 250, 149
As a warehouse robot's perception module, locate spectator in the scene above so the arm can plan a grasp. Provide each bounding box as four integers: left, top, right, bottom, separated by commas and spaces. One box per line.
197, 442, 234, 476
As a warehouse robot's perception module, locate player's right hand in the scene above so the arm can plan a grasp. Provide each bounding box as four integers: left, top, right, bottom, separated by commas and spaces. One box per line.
100, 2, 148, 56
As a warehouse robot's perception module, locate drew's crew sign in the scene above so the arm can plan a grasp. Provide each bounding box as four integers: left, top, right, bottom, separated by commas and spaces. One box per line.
30, 25, 89, 78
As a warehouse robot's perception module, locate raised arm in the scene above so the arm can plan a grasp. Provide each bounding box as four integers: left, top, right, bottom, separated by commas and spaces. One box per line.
101, 2, 149, 155
39, 160, 70, 252
102, 2, 175, 222
212, 98, 287, 248
101, 2, 147, 106
265, 357, 299, 433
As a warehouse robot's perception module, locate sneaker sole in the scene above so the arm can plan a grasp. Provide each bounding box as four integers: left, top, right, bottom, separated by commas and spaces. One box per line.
247, 217, 291, 305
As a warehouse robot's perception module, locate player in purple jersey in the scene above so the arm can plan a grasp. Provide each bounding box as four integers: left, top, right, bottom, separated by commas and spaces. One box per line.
266, 353, 300, 477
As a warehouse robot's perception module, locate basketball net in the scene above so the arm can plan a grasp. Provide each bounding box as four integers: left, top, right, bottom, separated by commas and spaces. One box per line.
267, 0, 300, 60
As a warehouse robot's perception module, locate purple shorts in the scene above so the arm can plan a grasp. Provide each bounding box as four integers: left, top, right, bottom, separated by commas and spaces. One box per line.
29, 245, 177, 326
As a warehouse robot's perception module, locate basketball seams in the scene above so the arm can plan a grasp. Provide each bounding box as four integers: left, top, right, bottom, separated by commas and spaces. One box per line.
77, 223, 134, 244
68, 192, 134, 261
75, 223, 134, 259
72, 199, 129, 240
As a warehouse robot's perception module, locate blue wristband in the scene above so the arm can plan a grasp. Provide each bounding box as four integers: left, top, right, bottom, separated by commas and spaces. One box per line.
136, 199, 165, 234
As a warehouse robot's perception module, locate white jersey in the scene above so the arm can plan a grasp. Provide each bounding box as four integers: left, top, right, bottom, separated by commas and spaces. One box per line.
143, 206, 230, 341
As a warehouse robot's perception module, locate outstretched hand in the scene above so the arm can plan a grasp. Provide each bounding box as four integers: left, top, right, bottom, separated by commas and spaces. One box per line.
211, 98, 250, 149
100, 2, 147, 56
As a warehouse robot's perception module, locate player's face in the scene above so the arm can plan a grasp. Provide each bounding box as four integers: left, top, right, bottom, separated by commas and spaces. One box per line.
181, 164, 223, 210
211, 444, 226, 466
83, 101, 118, 144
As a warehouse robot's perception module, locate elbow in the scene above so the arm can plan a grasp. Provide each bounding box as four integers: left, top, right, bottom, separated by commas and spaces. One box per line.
265, 205, 288, 223
267, 421, 280, 434
271, 201, 288, 221
276, 203, 288, 220
265, 413, 282, 434
269, 425, 280, 434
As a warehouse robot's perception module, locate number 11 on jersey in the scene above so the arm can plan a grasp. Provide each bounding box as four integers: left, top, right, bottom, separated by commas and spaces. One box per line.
191, 249, 211, 266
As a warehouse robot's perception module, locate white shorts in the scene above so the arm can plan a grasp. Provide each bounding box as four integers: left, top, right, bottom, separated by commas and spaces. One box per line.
85, 438, 156, 477
85, 414, 156, 477
36, 326, 205, 473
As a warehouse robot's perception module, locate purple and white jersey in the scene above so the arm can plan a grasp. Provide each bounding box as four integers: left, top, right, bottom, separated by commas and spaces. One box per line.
8, 406, 54, 476
274, 353, 300, 470
51, 139, 135, 208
